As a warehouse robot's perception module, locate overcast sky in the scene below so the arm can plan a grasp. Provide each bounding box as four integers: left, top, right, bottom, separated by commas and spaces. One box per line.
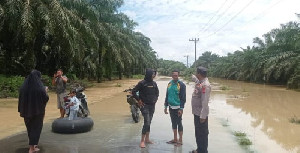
120, 0, 300, 65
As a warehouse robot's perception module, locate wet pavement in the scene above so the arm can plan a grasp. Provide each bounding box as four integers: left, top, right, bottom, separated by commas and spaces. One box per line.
0, 78, 299, 153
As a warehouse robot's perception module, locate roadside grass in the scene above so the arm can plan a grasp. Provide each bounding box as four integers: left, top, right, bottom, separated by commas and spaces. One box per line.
115, 82, 122, 87
233, 131, 252, 146
132, 75, 144, 79
289, 116, 300, 124
234, 131, 247, 137
220, 85, 230, 90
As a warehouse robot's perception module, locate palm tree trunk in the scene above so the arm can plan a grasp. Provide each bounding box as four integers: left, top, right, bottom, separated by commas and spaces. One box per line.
105, 50, 112, 81
97, 43, 104, 83
117, 64, 122, 80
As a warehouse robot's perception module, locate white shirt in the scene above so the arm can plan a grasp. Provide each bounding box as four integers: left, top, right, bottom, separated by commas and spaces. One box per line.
70, 96, 80, 111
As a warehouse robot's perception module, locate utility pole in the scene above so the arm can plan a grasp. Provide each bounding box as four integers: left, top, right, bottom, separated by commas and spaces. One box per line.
189, 38, 199, 65
184, 55, 189, 68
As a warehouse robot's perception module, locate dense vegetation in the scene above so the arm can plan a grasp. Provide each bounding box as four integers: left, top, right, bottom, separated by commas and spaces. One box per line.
157, 59, 187, 76
0, 1, 299, 98
0, 0, 157, 82
187, 19, 300, 89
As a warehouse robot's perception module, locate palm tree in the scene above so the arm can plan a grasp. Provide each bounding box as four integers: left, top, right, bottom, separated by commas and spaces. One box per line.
0, 0, 158, 81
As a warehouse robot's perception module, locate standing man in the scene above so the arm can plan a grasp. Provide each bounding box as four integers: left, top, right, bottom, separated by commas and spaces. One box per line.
190, 66, 211, 153
132, 68, 159, 148
52, 69, 68, 118
164, 70, 186, 146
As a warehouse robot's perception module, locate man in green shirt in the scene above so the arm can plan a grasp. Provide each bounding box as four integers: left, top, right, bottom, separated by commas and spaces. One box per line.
164, 70, 186, 146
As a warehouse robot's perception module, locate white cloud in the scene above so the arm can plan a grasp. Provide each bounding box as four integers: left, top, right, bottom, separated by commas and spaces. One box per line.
120, 0, 300, 64
121, 10, 137, 20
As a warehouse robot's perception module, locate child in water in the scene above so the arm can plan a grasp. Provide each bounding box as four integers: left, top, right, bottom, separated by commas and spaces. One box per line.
67, 90, 80, 120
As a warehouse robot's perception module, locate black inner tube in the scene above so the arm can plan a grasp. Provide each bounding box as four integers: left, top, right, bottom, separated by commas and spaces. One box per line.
52, 117, 94, 134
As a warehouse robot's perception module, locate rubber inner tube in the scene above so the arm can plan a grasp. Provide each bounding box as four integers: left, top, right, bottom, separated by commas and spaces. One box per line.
52, 117, 94, 134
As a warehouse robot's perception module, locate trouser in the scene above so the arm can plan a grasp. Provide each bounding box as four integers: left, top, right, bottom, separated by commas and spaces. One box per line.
57, 92, 67, 109
194, 115, 208, 153
140, 104, 155, 135
68, 110, 78, 120
169, 108, 183, 131
24, 114, 44, 145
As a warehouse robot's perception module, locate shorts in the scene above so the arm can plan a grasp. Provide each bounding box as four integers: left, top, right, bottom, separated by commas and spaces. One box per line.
57, 92, 67, 109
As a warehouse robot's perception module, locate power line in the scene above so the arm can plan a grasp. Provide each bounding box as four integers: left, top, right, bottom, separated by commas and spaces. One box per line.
248, 0, 284, 22
200, 0, 256, 39
200, 0, 238, 34
217, 0, 285, 38
196, 0, 228, 35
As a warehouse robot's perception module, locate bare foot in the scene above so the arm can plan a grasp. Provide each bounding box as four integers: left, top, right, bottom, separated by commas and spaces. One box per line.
174, 141, 183, 147
28, 149, 35, 153
145, 140, 154, 144
140, 141, 145, 148
34, 145, 40, 151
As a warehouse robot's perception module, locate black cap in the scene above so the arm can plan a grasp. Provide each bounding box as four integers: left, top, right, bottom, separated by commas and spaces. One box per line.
197, 66, 207, 76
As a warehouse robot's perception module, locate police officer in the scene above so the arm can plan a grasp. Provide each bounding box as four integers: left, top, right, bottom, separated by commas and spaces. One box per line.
190, 66, 211, 153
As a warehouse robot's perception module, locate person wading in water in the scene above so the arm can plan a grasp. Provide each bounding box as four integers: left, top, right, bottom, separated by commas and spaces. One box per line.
132, 69, 159, 148
18, 70, 49, 153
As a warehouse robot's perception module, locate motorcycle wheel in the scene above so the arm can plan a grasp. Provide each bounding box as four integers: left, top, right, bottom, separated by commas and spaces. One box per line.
130, 105, 139, 123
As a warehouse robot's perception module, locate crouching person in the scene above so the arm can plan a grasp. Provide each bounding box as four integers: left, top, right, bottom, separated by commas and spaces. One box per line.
67, 90, 80, 120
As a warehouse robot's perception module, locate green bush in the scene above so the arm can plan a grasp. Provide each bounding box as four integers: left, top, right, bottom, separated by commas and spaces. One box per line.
0, 74, 96, 98
287, 74, 300, 90
220, 85, 230, 90
0, 75, 24, 98
132, 75, 144, 79
68, 78, 93, 89
41, 75, 52, 88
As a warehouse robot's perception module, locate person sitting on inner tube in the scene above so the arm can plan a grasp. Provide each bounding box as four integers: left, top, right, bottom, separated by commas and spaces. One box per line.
67, 90, 80, 120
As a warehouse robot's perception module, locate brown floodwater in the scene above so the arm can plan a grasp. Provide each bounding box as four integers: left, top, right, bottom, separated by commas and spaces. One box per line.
0, 79, 140, 140
0, 77, 299, 153
209, 78, 300, 153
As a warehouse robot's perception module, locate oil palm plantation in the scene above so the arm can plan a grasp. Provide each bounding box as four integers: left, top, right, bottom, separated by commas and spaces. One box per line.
0, 0, 158, 81
208, 19, 300, 89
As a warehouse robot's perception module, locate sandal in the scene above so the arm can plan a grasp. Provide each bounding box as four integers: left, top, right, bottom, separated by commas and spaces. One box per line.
166, 140, 177, 144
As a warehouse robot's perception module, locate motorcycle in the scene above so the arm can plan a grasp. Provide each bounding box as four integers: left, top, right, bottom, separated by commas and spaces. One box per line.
64, 86, 90, 118
124, 88, 140, 123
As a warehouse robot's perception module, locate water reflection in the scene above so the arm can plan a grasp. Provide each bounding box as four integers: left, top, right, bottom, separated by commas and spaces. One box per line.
211, 78, 300, 153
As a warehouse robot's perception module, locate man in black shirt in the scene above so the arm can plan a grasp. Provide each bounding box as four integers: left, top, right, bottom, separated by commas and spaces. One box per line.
132, 69, 159, 148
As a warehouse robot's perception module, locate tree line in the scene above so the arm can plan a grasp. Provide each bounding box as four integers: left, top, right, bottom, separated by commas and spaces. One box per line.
189, 19, 300, 89
0, 0, 157, 82
0, 0, 299, 90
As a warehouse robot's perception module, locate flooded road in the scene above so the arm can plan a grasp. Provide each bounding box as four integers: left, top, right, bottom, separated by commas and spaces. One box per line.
0, 78, 299, 153
210, 78, 300, 153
